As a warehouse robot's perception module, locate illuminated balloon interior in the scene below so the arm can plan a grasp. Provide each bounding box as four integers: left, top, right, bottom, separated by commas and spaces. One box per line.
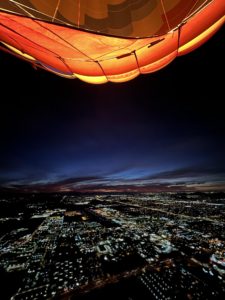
0, 0, 224, 83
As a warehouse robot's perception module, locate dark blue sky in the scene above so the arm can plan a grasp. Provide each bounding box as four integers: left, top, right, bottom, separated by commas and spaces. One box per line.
0, 26, 225, 192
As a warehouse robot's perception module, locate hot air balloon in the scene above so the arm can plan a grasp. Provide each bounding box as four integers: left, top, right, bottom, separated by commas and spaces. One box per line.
0, 1, 224, 84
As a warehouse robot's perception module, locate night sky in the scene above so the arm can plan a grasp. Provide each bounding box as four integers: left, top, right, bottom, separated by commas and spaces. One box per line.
0, 25, 225, 193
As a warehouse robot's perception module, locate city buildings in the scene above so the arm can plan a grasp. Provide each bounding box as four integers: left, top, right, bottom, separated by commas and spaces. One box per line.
0, 192, 224, 299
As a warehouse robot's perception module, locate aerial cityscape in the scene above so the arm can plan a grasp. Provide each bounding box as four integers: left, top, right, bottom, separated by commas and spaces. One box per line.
1, 192, 225, 299
0, 2, 224, 300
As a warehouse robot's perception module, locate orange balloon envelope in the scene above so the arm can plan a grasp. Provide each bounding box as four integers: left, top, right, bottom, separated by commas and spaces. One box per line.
0, 1, 224, 84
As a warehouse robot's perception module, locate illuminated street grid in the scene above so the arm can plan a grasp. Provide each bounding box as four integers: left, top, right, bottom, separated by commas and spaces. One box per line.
0, 192, 225, 299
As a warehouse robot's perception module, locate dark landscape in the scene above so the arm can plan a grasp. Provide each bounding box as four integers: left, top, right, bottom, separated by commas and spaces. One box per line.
0, 192, 225, 300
